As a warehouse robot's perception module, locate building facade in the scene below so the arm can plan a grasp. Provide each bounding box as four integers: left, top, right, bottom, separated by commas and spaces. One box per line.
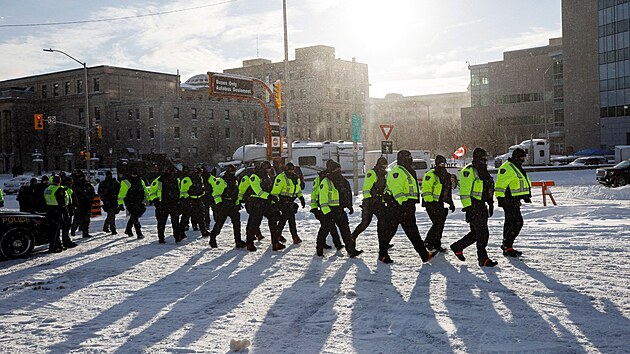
368, 92, 470, 156
224, 45, 370, 143
0, 66, 264, 173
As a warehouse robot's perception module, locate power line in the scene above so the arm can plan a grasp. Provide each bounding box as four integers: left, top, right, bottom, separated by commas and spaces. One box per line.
0, 0, 238, 28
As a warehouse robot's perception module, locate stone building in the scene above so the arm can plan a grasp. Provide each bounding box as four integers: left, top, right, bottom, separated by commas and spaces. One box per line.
224, 45, 370, 143
0, 66, 263, 173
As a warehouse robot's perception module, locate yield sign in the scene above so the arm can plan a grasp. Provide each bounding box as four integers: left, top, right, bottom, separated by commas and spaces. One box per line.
379, 124, 394, 140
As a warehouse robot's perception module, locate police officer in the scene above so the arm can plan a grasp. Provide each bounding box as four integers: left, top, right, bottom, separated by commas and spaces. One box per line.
44, 176, 70, 252
98, 171, 121, 235
315, 161, 363, 257
70, 170, 94, 238
16, 178, 38, 212
495, 147, 532, 257
209, 165, 246, 248
149, 166, 184, 243
351, 156, 388, 240
118, 169, 149, 239
379, 150, 432, 264
182, 167, 210, 237
310, 166, 344, 251
243, 161, 284, 252
201, 166, 215, 230
422, 155, 456, 253
271, 162, 306, 244
60, 177, 77, 248
33, 175, 50, 213
0, 187, 4, 208
450, 147, 498, 267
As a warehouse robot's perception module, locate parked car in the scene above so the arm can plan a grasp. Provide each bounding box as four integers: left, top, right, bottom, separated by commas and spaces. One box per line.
3, 176, 34, 194
387, 158, 430, 184
568, 156, 608, 166
596, 159, 630, 187
0, 211, 48, 259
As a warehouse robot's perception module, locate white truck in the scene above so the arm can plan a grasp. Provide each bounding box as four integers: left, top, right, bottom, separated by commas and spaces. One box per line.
228, 140, 364, 177
365, 149, 431, 171
494, 139, 550, 167
615, 145, 630, 163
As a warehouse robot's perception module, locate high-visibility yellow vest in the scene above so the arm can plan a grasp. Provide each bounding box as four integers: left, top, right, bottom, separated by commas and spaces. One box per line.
318, 177, 340, 215
421, 169, 443, 203
44, 185, 64, 206
248, 174, 270, 200
495, 161, 532, 198
311, 176, 321, 209
271, 172, 302, 198
386, 165, 419, 205
362, 168, 384, 199
118, 179, 148, 205
459, 164, 484, 208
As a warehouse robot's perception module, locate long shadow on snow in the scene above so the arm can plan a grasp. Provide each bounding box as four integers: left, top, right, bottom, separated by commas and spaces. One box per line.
109, 246, 290, 352
511, 259, 630, 353
444, 261, 578, 353
250, 256, 355, 353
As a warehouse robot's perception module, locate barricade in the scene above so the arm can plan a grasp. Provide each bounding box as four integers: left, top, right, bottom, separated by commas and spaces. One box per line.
531, 181, 556, 206
91, 196, 102, 217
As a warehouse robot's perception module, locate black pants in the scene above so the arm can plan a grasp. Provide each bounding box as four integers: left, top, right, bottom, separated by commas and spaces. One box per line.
246, 198, 280, 244
502, 204, 524, 248
316, 207, 356, 252
203, 196, 214, 228
188, 198, 209, 234
46, 207, 63, 251
179, 199, 192, 229
313, 210, 343, 248
424, 202, 448, 248
451, 203, 490, 262
380, 201, 430, 260
103, 203, 118, 232
276, 201, 299, 238
156, 207, 181, 241
71, 206, 91, 235
125, 204, 145, 236
351, 199, 385, 239
210, 202, 242, 241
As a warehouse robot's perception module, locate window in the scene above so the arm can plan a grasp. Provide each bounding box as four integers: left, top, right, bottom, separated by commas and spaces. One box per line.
128, 109, 133, 121
149, 107, 154, 119
115, 129, 120, 141
224, 109, 230, 120
128, 129, 133, 139
174, 107, 180, 119
300, 88, 307, 98
308, 129, 312, 139
94, 107, 101, 122
191, 147, 198, 158
174, 126, 180, 139
209, 108, 214, 120
298, 156, 317, 166
345, 128, 350, 140
327, 127, 332, 139
307, 114, 311, 124
174, 147, 181, 159
64, 81, 71, 95
42, 85, 48, 98
191, 108, 197, 120
335, 88, 341, 99
77, 79, 83, 94
149, 127, 155, 139
135, 109, 140, 120
115, 111, 120, 122
240, 128, 244, 139
225, 127, 231, 138
79, 108, 84, 122
290, 90, 295, 99
136, 129, 141, 140
93, 78, 100, 92
191, 127, 198, 139
240, 110, 245, 121
53, 83, 59, 97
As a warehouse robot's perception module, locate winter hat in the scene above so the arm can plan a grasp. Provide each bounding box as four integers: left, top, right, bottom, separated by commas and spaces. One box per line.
435, 155, 447, 165
472, 148, 488, 161
376, 156, 388, 167
328, 161, 341, 171
512, 148, 527, 160
226, 165, 236, 174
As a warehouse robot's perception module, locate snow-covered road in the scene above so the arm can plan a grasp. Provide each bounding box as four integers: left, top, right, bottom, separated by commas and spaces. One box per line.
1, 170, 629, 353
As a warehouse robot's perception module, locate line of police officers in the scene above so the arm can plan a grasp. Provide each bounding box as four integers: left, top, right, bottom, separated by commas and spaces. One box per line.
24, 145, 532, 265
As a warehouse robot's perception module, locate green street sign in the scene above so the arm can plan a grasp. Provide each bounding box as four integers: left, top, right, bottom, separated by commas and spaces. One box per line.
351, 113, 362, 142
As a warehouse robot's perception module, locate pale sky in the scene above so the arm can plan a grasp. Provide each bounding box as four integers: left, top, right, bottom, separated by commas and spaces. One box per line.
0, 0, 561, 98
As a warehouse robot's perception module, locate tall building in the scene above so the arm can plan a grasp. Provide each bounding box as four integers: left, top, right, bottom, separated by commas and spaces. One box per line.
461, 39, 564, 155
224, 45, 370, 143
0, 66, 262, 173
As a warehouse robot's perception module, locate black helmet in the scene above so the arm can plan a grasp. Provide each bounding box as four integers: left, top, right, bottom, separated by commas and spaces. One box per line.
397, 150, 412, 166
435, 155, 447, 166
512, 148, 527, 160
376, 156, 388, 168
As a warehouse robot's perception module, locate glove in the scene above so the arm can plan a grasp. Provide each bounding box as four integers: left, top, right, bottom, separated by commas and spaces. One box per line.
309, 208, 317, 214
347, 206, 354, 214
488, 203, 494, 217
119, 204, 125, 212
299, 196, 306, 208
269, 195, 279, 203
523, 197, 532, 203
449, 203, 455, 213
461, 206, 470, 213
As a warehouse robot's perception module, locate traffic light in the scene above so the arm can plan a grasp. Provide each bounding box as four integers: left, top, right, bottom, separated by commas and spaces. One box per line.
96, 124, 103, 139
273, 80, 281, 109
34, 113, 44, 130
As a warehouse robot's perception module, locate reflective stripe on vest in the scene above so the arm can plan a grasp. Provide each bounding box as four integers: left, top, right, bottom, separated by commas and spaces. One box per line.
393, 167, 416, 200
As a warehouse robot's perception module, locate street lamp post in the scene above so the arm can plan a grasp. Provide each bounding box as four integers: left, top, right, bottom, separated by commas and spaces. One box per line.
43, 48, 90, 177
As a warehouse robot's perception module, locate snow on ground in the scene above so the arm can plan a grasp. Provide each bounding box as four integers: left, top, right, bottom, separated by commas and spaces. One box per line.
1, 169, 629, 353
